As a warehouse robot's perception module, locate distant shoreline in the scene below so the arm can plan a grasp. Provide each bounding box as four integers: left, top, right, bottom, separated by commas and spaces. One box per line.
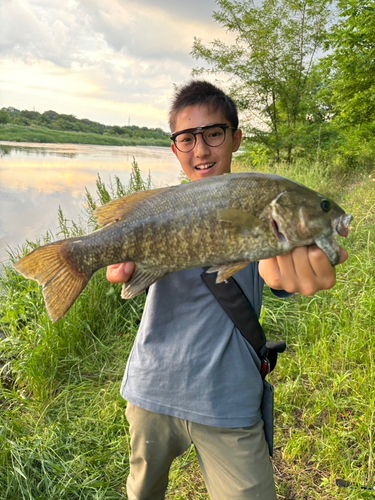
0, 124, 171, 148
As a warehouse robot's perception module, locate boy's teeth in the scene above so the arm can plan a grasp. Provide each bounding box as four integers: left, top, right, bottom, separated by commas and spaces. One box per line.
196, 163, 214, 170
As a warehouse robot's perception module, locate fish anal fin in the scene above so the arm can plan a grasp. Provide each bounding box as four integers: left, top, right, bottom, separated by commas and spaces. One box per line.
14, 242, 91, 322
94, 186, 174, 226
217, 208, 263, 235
121, 267, 166, 299
207, 261, 250, 283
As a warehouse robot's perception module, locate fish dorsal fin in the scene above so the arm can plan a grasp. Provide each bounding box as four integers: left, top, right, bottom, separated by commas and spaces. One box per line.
206, 261, 250, 282
121, 266, 167, 299
94, 186, 173, 226
217, 208, 263, 234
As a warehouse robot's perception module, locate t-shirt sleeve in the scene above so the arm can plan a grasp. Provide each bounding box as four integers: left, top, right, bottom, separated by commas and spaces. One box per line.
270, 288, 293, 299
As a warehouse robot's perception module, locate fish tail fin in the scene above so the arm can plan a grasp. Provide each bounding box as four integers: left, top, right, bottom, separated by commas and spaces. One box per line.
14, 242, 91, 323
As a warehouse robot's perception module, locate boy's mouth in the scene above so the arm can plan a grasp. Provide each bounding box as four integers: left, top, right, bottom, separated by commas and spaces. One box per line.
195, 162, 215, 171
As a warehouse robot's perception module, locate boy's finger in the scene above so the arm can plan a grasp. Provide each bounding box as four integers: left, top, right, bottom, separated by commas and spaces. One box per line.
106, 262, 135, 284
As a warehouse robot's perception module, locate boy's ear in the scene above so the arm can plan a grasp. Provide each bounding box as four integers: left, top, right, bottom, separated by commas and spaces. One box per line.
171, 143, 178, 157
232, 128, 242, 153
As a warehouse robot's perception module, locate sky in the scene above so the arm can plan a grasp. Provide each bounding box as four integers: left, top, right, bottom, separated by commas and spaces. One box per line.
0, 0, 235, 131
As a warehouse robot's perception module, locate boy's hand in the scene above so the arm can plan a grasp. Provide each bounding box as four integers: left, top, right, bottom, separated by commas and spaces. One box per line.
258, 246, 348, 296
106, 263, 135, 284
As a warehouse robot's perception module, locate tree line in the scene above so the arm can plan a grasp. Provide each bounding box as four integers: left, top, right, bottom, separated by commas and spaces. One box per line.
0, 107, 169, 142
192, 0, 375, 169
1, 0, 373, 167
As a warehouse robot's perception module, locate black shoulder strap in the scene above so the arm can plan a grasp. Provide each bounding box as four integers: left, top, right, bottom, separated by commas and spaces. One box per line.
200, 270, 268, 360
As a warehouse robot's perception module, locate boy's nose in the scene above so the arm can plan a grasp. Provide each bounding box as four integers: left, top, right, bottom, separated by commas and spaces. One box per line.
194, 134, 210, 157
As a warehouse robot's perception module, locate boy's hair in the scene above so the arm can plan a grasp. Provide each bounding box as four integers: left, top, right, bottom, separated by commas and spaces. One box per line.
169, 80, 239, 132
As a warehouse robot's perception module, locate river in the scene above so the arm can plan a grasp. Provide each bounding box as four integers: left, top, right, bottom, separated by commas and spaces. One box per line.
0, 141, 182, 265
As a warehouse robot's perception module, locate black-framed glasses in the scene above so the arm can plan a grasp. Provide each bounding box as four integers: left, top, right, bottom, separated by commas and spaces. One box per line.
170, 123, 236, 153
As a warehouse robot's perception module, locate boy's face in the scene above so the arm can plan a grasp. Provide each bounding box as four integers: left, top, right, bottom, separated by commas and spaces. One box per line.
171, 105, 242, 182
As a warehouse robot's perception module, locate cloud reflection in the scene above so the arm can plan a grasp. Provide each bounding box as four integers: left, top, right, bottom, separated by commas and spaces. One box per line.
0, 143, 182, 263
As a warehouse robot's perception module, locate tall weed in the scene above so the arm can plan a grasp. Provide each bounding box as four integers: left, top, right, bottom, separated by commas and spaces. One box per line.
0, 158, 374, 499
263, 171, 375, 498
0, 160, 147, 498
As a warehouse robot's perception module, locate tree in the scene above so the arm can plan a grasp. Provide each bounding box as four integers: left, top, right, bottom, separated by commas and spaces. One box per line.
191, 0, 332, 162
20, 110, 41, 121
112, 125, 126, 135
321, 0, 375, 125
0, 110, 10, 125
1, 107, 20, 118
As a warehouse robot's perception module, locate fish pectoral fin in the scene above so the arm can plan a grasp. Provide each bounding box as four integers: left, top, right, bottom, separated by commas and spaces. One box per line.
315, 236, 340, 267
207, 261, 250, 283
94, 186, 175, 226
121, 267, 167, 299
217, 208, 263, 235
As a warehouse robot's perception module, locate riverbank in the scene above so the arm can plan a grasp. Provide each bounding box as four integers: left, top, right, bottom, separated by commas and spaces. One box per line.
0, 124, 171, 147
1, 161, 374, 498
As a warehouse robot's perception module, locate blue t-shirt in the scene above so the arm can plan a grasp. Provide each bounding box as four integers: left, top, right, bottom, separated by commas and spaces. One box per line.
121, 264, 265, 428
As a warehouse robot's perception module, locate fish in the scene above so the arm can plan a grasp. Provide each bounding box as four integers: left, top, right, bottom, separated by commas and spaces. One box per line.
14, 172, 352, 323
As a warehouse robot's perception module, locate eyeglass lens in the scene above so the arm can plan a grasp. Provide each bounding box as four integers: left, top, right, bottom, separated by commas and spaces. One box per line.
174, 126, 226, 152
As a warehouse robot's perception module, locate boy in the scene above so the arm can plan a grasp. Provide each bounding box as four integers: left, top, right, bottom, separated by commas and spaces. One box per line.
107, 81, 348, 499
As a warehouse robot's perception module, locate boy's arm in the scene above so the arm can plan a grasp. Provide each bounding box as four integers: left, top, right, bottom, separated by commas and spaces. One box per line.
106, 262, 135, 284
258, 245, 348, 296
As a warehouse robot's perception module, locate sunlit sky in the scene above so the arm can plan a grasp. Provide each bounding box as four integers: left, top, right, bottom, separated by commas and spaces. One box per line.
0, 0, 237, 131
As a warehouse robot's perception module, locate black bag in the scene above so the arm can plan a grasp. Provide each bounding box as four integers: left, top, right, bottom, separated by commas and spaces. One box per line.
261, 380, 275, 456
201, 270, 286, 456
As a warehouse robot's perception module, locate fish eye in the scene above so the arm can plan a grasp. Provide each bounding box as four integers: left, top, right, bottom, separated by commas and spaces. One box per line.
320, 199, 331, 212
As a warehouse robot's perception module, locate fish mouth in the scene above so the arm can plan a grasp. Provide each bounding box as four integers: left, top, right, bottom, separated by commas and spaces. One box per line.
336, 214, 352, 237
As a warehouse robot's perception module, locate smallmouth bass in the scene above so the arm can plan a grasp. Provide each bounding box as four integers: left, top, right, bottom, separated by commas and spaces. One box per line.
14, 173, 352, 322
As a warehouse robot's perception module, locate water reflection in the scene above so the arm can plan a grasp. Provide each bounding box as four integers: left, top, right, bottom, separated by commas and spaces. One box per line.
0, 141, 182, 264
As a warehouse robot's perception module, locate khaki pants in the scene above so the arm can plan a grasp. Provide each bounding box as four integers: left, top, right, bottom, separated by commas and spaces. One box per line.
126, 403, 276, 500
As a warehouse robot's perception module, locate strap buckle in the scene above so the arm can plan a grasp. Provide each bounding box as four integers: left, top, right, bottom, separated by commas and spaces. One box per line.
261, 357, 270, 379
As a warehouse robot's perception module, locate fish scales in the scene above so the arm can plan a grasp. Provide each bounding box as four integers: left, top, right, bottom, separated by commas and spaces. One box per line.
112, 174, 277, 268
124, 190, 233, 267
14, 172, 352, 322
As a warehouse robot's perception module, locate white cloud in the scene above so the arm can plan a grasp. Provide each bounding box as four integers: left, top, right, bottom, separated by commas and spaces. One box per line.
0, 0, 235, 128
0, 58, 171, 128
0, 0, 221, 66
0, 0, 81, 66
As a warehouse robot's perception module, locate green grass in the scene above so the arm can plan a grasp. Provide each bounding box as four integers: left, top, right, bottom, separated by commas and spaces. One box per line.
239, 160, 375, 499
0, 124, 170, 147
1, 159, 374, 498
